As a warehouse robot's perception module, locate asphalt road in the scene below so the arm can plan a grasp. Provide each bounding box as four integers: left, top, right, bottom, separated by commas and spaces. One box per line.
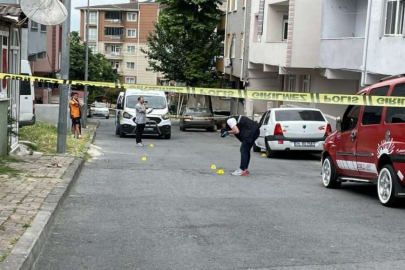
35, 119, 405, 270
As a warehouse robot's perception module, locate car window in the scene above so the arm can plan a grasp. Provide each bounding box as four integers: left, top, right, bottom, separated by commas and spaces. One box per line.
20, 80, 31, 96
275, 110, 325, 122
126, 95, 166, 109
386, 83, 405, 124
95, 103, 107, 108
341, 105, 361, 132
259, 112, 267, 126
264, 110, 271, 125
185, 108, 212, 114
362, 86, 389, 125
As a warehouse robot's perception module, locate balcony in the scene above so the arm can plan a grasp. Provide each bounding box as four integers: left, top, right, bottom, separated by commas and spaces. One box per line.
104, 51, 124, 59
249, 42, 287, 67
320, 38, 364, 71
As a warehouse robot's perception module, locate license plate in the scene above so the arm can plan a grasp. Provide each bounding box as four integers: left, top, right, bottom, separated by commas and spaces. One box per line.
294, 142, 315, 147
145, 128, 154, 131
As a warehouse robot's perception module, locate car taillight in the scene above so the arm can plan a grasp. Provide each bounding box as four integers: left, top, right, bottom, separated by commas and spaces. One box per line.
274, 123, 283, 136
325, 124, 332, 136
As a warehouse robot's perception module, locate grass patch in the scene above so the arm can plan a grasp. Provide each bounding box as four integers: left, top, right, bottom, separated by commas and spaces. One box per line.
19, 122, 91, 157
22, 223, 30, 229
10, 237, 20, 246
0, 160, 22, 177
0, 254, 7, 263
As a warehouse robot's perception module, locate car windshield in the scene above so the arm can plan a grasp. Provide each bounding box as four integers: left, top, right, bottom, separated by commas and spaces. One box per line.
275, 110, 325, 122
95, 103, 107, 108
126, 95, 166, 109
185, 108, 212, 115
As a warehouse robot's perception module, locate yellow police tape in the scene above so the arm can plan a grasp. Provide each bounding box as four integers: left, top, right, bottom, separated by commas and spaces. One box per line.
2, 72, 405, 107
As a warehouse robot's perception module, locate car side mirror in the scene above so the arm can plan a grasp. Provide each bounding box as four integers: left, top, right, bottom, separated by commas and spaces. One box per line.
117, 103, 123, 110
336, 117, 342, 132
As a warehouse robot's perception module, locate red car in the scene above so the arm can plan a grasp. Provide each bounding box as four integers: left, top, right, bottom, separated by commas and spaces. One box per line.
322, 75, 405, 206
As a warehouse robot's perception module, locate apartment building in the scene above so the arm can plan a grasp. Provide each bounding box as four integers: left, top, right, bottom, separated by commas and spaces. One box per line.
223, 0, 252, 115
77, 0, 159, 85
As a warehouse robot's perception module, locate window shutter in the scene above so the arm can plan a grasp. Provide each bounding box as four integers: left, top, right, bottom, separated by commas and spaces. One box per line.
257, 0, 265, 36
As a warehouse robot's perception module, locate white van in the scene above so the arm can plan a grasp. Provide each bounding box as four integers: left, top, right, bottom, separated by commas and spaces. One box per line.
115, 89, 171, 139
19, 60, 35, 127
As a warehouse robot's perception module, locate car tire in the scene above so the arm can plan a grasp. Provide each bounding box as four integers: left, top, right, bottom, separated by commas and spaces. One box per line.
163, 133, 171, 139
88, 113, 92, 118
106, 115, 109, 119
206, 127, 214, 132
265, 140, 277, 158
322, 156, 341, 189
377, 164, 399, 207
119, 126, 126, 138
253, 142, 261, 153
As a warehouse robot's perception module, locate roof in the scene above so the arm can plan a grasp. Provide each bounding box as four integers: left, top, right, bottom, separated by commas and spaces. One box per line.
0, 4, 26, 25
76, 1, 156, 11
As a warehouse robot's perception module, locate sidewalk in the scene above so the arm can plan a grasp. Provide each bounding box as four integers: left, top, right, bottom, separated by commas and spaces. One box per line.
0, 155, 74, 263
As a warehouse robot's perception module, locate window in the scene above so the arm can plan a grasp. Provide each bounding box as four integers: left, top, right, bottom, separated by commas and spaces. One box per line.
126, 77, 135, 84
31, 21, 38, 31
89, 12, 97, 24
88, 44, 97, 53
259, 112, 267, 126
240, 33, 244, 59
253, 15, 260, 42
88, 28, 97, 41
385, 0, 405, 35
302, 75, 311, 93
127, 12, 137, 22
126, 62, 135, 70
341, 105, 361, 132
386, 84, 405, 123
264, 111, 271, 125
107, 45, 120, 55
110, 61, 120, 69
41, 24, 47, 33
105, 11, 123, 21
288, 75, 296, 92
104, 27, 123, 37
127, 45, 135, 54
127, 29, 137, 38
230, 34, 236, 58
282, 15, 289, 41
362, 86, 389, 125
275, 110, 325, 122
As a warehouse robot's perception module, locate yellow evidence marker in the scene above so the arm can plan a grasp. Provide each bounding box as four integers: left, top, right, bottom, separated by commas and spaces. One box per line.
149, 144, 154, 148
217, 169, 225, 175
261, 153, 266, 157
211, 165, 217, 170
141, 157, 147, 162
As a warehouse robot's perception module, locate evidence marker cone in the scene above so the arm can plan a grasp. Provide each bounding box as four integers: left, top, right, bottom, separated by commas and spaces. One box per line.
261, 153, 266, 157
149, 143, 154, 148
217, 169, 225, 175
211, 165, 217, 170
141, 157, 147, 162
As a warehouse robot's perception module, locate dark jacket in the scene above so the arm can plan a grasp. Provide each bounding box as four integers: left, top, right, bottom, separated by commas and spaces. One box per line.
230, 116, 260, 143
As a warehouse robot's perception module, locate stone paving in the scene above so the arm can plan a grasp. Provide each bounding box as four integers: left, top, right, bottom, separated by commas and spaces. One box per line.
0, 154, 74, 263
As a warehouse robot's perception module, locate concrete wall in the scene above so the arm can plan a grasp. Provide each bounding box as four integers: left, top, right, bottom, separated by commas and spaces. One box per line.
366, 0, 405, 76
320, 38, 365, 70
35, 104, 72, 128
290, 0, 323, 68
322, 0, 367, 38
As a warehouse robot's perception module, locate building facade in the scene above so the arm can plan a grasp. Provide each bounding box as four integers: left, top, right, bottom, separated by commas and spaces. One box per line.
77, 0, 159, 85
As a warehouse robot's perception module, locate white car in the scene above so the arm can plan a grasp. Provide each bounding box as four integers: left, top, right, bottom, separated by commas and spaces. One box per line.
19, 60, 35, 127
253, 108, 332, 157
90, 102, 110, 119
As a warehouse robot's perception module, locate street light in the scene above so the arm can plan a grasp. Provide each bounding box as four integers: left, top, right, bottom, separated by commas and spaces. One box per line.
82, 0, 90, 128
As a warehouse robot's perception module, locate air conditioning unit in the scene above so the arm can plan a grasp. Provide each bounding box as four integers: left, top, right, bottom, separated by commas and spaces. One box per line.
224, 58, 232, 68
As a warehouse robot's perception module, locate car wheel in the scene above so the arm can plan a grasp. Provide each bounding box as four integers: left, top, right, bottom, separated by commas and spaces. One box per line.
206, 127, 214, 132
265, 140, 277, 158
322, 156, 341, 189
253, 142, 261, 153
377, 165, 399, 207
106, 115, 109, 119
163, 133, 171, 139
88, 113, 92, 118
119, 126, 126, 138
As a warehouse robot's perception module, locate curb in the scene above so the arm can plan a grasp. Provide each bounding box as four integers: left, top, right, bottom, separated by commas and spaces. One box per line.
0, 122, 99, 270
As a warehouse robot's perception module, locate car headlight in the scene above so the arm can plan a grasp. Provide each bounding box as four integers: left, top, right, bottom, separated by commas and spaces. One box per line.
123, 112, 133, 119
162, 114, 170, 120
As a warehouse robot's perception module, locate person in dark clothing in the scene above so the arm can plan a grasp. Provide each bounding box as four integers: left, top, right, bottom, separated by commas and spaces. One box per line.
221, 116, 260, 176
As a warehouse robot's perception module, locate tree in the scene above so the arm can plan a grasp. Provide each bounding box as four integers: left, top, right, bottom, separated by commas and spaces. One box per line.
143, 0, 223, 87
69, 32, 120, 103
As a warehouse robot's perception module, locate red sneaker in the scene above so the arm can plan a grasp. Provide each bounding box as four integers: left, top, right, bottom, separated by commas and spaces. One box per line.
241, 170, 249, 176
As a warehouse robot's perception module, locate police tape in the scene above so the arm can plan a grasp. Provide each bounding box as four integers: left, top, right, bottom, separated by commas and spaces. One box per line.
2, 72, 405, 107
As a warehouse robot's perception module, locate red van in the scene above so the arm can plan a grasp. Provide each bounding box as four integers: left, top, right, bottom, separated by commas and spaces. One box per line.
322, 75, 405, 206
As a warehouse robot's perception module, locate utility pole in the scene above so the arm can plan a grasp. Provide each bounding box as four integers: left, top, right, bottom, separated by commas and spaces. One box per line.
82, 0, 90, 127
57, 0, 72, 154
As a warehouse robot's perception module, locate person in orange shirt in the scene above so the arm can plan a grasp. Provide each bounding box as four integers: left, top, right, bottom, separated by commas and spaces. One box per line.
69, 92, 82, 139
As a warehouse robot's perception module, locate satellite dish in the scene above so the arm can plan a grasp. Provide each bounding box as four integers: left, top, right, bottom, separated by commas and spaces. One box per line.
21, 0, 68, 26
